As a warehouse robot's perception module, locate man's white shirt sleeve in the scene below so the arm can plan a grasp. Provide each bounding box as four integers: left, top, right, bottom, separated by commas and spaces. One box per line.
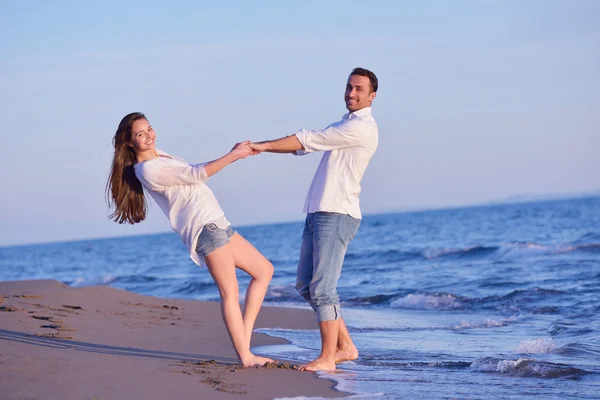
295, 117, 369, 152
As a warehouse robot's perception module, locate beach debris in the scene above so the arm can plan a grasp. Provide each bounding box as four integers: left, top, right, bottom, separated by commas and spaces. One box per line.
58, 327, 75, 332
262, 361, 298, 370
162, 305, 179, 310
40, 324, 61, 329
182, 360, 217, 366
201, 378, 221, 385
12, 294, 42, 299
36, 333, 74, 340
62, 304, 83, 310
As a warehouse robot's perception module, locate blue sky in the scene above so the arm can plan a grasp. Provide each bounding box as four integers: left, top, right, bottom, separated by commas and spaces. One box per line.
1, 0, 598, 246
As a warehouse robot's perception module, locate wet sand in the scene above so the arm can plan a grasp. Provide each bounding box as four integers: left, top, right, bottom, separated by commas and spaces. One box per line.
0, 279, 346, 399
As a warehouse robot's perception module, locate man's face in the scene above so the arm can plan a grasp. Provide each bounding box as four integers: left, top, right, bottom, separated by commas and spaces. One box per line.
344, 74, 376, 112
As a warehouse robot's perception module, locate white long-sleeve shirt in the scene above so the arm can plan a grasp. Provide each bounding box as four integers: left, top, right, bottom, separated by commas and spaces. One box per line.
134, 150, 230, 266
294, 107, 378, 219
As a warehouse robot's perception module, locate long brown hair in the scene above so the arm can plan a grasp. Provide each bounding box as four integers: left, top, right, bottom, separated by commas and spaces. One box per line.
106, 112, 148, 224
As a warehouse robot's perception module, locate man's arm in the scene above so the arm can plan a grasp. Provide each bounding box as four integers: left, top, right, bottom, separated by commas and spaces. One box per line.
250, 135, 304, 154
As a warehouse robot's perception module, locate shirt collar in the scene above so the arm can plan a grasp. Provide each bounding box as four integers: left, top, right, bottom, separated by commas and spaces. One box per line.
343, 106, 372, 120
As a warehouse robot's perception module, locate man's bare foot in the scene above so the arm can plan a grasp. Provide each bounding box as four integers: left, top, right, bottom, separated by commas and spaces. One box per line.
335, 344, 359, 363
241, 354, 275, 368
298, 357, 336, 372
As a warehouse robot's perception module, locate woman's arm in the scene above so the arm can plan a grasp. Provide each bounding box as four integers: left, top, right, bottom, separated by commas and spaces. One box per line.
136, 142, 253, 189
203, 141, 253, 177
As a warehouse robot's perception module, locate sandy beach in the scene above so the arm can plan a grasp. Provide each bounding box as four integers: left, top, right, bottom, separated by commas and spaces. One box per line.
0, 279, 346, 400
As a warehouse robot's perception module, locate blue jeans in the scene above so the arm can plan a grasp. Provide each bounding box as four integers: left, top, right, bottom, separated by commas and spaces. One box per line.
296, 212, 361, 322
195, 223, 236, 258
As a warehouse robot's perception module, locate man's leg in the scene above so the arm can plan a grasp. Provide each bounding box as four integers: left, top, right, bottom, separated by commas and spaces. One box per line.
336, 216, 361, 361
299, 212, 357, 372
336, 318, 359, 363
296, 214, 316, 311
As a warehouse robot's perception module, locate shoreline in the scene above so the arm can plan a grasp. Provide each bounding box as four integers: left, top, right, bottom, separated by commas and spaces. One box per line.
0, 279, 347, 399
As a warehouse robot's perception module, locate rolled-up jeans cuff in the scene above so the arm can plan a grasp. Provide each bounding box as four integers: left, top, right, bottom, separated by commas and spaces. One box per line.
316, 304, 342, 322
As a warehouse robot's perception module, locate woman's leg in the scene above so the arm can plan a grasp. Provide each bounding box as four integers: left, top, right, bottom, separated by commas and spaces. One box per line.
228, 233, 274, 348
204, 243, 273, 367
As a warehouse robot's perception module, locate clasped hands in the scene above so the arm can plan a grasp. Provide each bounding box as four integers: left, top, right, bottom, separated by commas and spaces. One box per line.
230, 141, 265, 160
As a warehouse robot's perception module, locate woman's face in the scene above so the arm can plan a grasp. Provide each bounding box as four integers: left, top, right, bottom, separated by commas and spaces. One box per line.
129, 118, 156, 153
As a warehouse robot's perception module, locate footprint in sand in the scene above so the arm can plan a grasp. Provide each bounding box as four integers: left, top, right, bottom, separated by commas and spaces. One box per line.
40, 324, 62, 329
0, 306, 24, 312
31, 315, 52, 320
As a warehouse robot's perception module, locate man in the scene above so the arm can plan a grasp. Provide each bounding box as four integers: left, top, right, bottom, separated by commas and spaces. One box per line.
250, 67, 379, 372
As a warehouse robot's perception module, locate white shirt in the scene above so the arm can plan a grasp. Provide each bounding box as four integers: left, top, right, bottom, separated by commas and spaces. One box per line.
295, 107, 378, 219
134, 150, 230, 266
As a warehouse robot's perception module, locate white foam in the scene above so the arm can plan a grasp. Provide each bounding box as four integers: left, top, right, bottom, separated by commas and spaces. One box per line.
423, 247, 462, 259
71, 275, 117, 286
496, 358, 560, 377
517, 338, 556, 354
390, 293, 462, 310
470, 357, 580, 378
497, 358, 530, 373
266, 284, 295, 298
470, 357, 536, 373
453, 316, 517, 330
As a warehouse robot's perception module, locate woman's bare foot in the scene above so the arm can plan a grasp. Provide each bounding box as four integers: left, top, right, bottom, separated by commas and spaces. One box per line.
335, 344, 359, 363
298, 357, 336, 372
241, 354, 274, 368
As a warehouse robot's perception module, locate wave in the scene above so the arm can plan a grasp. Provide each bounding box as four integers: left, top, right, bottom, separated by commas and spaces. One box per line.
265, 284, 304, 303
517, 338, 556, 354
357, 287, 568, 314
69, 274, 172, 287
554, 343, 600, 360
390, 293, 466, 310
470, 357, 588, 379
173, 281, 215, 295
421, 241, 600, 261
423, 246, 498, 260
115, 275, 159, 284
576, 243, 600, 253
70, 275, 118, 286
495, 287, 566, 301
348, 287, 568, 314
349, 316, 518, 333
451, 316, 518, 330
342, 240, 600, 267
345, 249, 421, 264
358, 358, 473, 369
347, 293, 402, 305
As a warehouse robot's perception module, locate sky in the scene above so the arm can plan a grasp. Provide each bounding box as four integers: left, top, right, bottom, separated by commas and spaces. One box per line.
1, 0, 598, 247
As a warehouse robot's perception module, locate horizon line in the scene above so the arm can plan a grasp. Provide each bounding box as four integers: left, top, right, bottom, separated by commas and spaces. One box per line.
1, 192, 598, 250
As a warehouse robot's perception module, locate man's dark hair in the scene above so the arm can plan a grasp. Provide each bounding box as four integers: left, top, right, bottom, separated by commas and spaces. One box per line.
350, 67, 378, 93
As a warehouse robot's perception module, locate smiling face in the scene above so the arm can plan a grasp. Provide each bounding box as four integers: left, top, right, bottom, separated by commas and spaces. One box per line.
344, 74, 377, 113
129, 118, 156, 155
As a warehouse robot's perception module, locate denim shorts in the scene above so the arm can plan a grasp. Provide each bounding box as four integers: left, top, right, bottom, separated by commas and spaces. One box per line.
195, 223, 236, 258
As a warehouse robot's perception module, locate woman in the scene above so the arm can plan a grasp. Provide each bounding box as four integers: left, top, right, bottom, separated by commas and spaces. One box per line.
106, 112, 274, 367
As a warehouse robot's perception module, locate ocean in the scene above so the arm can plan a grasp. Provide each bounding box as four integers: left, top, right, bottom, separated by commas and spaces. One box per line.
1, 196, 599, 399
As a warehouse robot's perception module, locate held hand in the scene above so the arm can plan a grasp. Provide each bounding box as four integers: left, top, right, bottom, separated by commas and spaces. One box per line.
248, 142, 266, 155
230, 141, 253, 160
